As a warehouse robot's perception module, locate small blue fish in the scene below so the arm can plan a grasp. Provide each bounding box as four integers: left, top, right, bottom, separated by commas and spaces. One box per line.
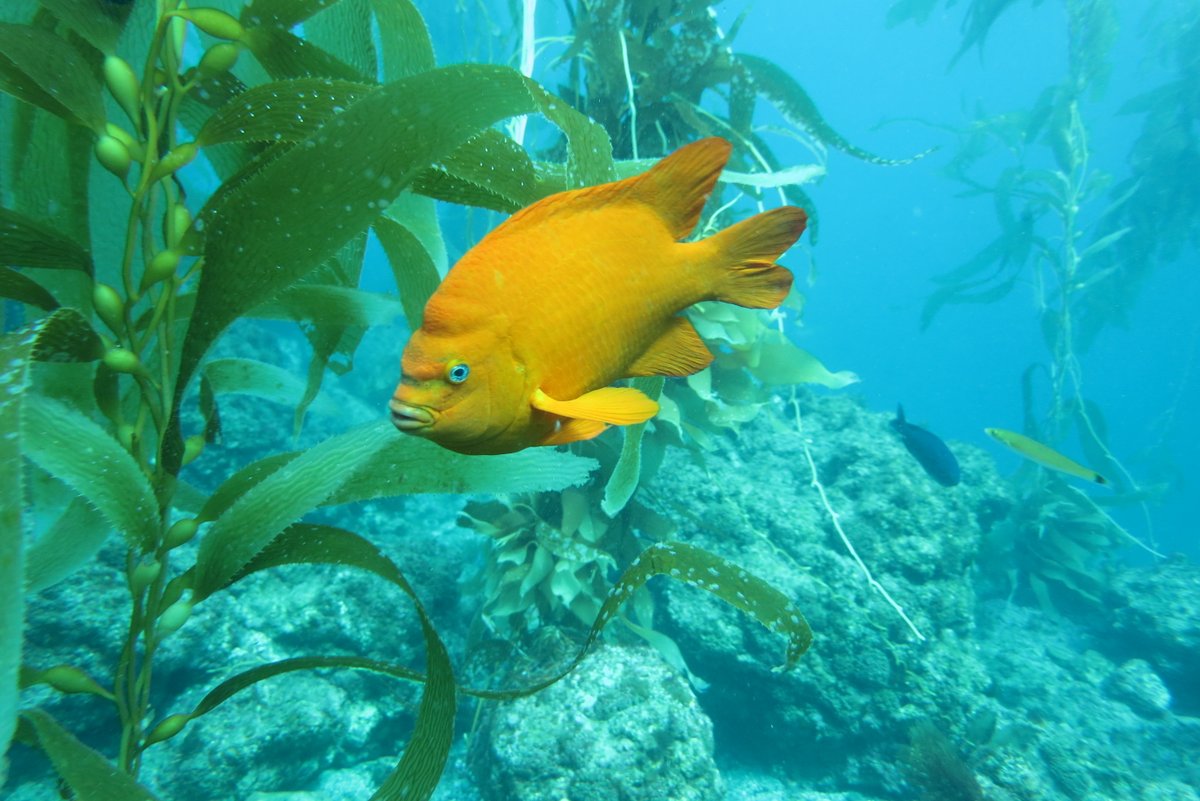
892, 404, 960, 487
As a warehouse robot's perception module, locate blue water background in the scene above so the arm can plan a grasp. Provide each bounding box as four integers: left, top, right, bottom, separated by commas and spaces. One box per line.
408, 0, 1198, 558
727, 1, 1200, 558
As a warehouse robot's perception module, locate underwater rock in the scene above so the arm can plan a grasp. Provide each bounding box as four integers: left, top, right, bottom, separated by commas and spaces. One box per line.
470, 644, 723, 801
1102, 659, 1172, 718
976, 600, 1199, 801
642, 394, 1006, 785
1107, 557, 1200, 713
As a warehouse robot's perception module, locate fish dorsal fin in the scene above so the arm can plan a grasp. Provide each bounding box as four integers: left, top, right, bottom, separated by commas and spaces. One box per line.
531, 387, 659, 425
631, 137, 732, 239
499, 137, 731, 239
627, 317, 714, 377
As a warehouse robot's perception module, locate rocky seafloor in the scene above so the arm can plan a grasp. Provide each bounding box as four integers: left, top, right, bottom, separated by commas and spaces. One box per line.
8, 376, 1200, 801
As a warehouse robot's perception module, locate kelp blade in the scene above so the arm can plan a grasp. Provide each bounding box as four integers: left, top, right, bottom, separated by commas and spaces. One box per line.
2, 309, 112, 782
22, 394, 159, 552
16, 710, 159, 800
168, 63, 610, 474
191, 421, 598, 599
486, 541, 813, 701
181, 523, 454, 801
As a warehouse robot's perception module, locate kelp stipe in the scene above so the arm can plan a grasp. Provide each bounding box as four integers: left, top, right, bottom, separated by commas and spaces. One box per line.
901, 0, 1165, 609
1, 1, 816, 797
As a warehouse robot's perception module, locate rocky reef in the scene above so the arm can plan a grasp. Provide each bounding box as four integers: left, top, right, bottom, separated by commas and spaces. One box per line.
10, 390, 1199, 801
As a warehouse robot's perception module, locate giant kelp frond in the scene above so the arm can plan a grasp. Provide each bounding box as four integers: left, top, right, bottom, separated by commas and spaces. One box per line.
2, 2, 820, 796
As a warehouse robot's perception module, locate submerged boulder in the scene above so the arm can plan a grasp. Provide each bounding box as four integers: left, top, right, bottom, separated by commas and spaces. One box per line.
470, 644, 723, 801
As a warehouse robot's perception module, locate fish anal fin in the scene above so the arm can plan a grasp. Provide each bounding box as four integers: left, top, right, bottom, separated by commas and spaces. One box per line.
635, 137, 732, 239
531, 387, 658, 425
539, 418, 608, 447
627, 317, 714, 377
707, 206, 807, 309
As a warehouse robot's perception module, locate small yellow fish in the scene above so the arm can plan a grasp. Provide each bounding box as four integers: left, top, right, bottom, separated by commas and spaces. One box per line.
390, 137, 807, 454
984, 427, 1108, 485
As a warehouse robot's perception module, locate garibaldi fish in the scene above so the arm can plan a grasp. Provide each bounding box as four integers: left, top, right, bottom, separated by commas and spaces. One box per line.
389, 137, 808, 454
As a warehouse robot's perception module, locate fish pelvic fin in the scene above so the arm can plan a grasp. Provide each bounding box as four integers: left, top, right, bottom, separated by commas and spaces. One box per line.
635, 137, 732, 239
531, 386, 659, 425
707, 206, 806, 309
627, 317, 714, 377
539, 418, 608, 447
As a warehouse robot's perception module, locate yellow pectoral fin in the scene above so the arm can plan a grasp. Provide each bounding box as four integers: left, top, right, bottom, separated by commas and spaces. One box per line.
531, 387, 659, 425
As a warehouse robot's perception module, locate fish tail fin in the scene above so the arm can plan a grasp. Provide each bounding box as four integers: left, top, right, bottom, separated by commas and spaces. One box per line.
636, 137, 732, 239
707, 206, 807, 309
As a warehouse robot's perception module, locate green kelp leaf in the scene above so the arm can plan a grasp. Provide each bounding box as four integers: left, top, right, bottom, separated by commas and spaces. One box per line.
180, 522, 455, 801
0, 267, 58, 310
198, 357, 341, 442
195, 78, 375, 147
370, 0, 434, 81
22, 394, 158, 552
16, 710, 160, 800
0, 306, 100, 776
305, 0, 377, 81
921, 270, 1021, 331
251, 285, 403, 327
0, 23, 104, 130
168, 64, 606, 474
242, 0, 343, 29
383, 191, 447, 275
288, 233, 371, 436
744, 343, 860, 389
242, 25, 370, 81
375, 216, 441, 330
500, 541, 813, 698
196, 451, 300, 524
736, 53, 928, 166
950, 0, 1023, 68
413, 129, 544, 212
0, 207, 93, 272
602, 377, 663, 517
192, 422, 390, 601
324, 422, 599, 505
1078, 226, 1131, 264
24, 497, 106, 592
35, 0, 133, 54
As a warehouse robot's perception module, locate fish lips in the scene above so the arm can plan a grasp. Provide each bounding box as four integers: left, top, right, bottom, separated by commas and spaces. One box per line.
389, 398, 435, 432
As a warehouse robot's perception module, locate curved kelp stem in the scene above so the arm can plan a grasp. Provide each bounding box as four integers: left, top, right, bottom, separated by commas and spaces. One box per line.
146, 530, 809, 801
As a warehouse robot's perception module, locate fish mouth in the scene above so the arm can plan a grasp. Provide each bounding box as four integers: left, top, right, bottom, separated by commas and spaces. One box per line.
389, 399, 435, 432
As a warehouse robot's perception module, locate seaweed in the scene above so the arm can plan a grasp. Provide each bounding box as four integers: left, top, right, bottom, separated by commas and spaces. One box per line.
448, 1, 944, 659
902, 0, 1167, 603
0, 1, 814, 797
902, 720, 985, 801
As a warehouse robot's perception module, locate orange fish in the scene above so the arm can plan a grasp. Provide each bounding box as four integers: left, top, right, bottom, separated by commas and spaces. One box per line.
389, 137, 807, 454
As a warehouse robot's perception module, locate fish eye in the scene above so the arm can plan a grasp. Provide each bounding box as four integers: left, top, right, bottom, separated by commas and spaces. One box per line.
447, 362, 470, 384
